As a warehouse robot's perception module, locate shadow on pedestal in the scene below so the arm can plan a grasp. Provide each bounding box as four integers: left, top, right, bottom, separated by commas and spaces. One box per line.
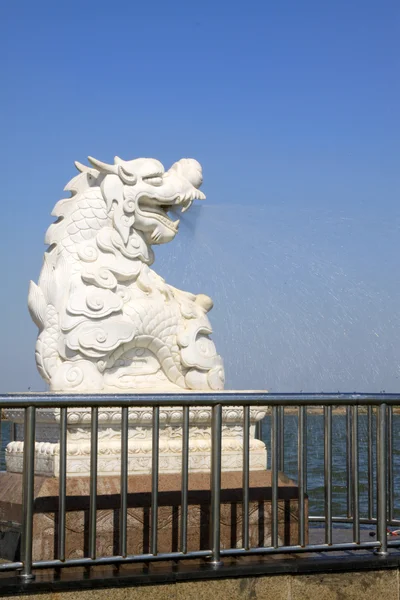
0, 471, 307, 562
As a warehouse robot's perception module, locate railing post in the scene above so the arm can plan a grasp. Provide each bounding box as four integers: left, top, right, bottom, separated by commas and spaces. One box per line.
10, 422, 17, 443
20, 406, 36, 581
242, 405, 250, 550
0, 408, 2, 470
271, 406, 279, 548
352, 405, 360, 544
346, 406, 353, 518
151, 406, 160, 556
120, 406, 129, 557
387, 405, 394, 523
210, 403, 223, 566
278, 406, 285, 471
58, 407, 67, 561
375, 403, 388, 556
297, 406, 306, 547
367, 406, 374, 520
255, 417, 263, 441
180, 405, 190, 554
324, 406, 332, 545
89, 407, 98, 560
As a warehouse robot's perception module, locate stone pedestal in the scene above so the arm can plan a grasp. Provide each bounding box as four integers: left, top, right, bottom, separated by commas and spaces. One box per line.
0, 471, 307, 562
4, 406, 267, 476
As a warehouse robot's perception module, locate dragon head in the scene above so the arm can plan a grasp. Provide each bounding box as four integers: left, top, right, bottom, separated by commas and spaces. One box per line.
81, 155, 206, 246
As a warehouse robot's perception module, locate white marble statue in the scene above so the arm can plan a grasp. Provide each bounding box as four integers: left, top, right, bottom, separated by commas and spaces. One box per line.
28, 156, 225, 392
5, 154, 267, 476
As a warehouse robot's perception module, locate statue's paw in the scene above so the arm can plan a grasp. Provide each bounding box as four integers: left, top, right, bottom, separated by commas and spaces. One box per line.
185, 362, 225, 391
50, 360, 104, 392
207, 364, 225, 390
185, 369, 208, 390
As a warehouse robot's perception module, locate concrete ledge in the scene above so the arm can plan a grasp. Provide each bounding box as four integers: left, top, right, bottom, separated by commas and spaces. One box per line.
0, 552, 400, 598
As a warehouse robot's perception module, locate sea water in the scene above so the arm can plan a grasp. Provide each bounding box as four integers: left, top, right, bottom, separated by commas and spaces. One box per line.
262, 412, 400, 519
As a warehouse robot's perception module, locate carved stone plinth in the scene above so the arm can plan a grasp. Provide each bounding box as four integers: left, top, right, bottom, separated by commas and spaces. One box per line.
4, 406, 267, 476
0, 471, 307, 562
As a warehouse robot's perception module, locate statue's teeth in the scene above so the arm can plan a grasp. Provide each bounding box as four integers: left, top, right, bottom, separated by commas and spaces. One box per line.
181, 200, 193, 213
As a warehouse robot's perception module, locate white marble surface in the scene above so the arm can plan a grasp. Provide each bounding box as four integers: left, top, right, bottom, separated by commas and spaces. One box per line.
21, 153, 268, 476
5, 406, 267, 476
28, 155, 225, 393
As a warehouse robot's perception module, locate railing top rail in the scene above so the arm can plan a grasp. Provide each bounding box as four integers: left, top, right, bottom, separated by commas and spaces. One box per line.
0, 392, 400, 408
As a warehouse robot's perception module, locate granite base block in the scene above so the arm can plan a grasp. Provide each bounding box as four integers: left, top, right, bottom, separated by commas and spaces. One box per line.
0, 471, 307, 562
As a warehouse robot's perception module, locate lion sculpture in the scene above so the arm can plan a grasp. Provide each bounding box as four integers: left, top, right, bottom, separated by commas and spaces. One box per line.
28, 155, 225, 392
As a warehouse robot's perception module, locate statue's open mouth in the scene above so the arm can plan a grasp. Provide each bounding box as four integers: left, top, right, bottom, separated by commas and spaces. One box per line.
137, 184, 205, 233
138, 196, 181, 231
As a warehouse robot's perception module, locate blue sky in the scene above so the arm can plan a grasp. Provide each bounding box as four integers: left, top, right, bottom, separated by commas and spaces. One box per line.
0, 0, 399, 392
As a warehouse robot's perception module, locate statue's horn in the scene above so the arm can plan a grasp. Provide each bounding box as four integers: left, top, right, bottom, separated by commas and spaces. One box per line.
117, 164, 137, 185
113, 157, 137, 185
88, 156, 137, 185
75, 161, 94, 173
87, 156, 118, 175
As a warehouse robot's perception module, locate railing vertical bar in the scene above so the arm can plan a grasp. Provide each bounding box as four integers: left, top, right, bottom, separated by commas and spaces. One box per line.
89, 406, 98, 560
367, 406, 374, 521
12, 422, 17, 443
346, 406, 353, 518
376, 403, 388, 556
58, 407, 67, 561
120, 406, 129, 557
278, 406, 285, 471
298, 406, 306, 546
20, 406, 36, 581
255, 417, 263, 441
388, 405, 394, 523
9, 420, 16, 443
271, 406, 279, 548
324, 406, 332, 545
0, 408, 2, 470
210, 403, 223, 565
151, 406, 160, 556
242, 405, 250, 550
180, 405, 190, 554
352, 405, 360, 544
304, 408, 308, 493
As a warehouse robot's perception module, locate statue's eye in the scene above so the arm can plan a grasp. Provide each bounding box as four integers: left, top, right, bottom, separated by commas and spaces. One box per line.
143, 175, 163, 186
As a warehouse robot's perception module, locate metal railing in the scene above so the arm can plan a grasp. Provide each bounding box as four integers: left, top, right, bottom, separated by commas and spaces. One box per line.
0, 392, 399, 583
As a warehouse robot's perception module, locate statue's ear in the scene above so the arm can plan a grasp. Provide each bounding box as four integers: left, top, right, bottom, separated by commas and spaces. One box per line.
100, 174, 124, 211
